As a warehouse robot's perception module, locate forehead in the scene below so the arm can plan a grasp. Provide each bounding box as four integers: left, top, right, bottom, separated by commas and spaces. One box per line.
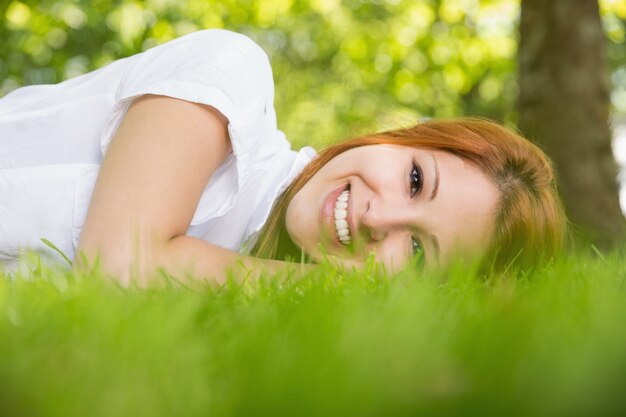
427, 149, 499, 266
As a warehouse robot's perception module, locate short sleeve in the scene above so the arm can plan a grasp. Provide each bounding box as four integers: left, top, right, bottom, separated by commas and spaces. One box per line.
96, 30, 279, 225
99, 29, 274, 158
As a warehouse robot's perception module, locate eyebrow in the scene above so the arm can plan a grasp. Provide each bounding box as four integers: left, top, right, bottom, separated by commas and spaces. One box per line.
430, 234, 441, 261
428, 154, 440, 262
429, 154, 440, 201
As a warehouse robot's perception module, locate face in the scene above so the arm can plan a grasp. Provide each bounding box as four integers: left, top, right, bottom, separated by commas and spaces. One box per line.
285, 144, 500, 272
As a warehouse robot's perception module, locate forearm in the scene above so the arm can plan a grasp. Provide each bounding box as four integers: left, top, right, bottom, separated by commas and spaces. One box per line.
77, 235, 307, 287
154, 235, 303, 286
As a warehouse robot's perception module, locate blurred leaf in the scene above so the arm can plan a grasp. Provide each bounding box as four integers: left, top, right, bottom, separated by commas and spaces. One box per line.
1, 0, 625, 147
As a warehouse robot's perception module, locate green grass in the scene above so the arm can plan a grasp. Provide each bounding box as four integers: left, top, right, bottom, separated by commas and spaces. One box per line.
1, 252, 626, 417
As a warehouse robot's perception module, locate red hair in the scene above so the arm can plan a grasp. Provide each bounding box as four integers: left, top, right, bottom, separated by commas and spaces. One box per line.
252, 118, 566, 273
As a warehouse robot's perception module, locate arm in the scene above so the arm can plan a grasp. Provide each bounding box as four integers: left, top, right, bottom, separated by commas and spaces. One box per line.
76, 95, 298, 286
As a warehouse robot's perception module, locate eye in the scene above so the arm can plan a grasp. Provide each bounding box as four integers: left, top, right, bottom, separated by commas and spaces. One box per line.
410, 162, 423, 198
411, 236, 426, 269
411, 236, 423, 257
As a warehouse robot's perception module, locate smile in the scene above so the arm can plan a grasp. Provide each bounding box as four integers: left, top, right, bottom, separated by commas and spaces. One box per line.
334, 189, 351, 245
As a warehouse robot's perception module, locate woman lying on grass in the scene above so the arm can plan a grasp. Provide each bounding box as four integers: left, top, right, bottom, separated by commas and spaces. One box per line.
0, 30, 566, 284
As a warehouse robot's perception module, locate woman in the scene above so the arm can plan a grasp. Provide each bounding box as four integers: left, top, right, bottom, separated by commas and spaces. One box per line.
0, 29, 565, 284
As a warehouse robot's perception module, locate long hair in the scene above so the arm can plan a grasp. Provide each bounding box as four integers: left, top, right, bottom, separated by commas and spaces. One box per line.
251, 118, 567, 273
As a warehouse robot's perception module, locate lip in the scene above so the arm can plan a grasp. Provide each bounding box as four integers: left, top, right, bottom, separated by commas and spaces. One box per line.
321, 183, 351, 248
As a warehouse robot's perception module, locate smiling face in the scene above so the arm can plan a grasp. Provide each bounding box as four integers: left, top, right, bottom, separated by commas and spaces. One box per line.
284, 144, 501, 272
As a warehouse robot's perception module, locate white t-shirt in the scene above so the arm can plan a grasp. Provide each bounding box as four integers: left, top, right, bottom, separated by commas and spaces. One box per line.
0, 29, 316, 271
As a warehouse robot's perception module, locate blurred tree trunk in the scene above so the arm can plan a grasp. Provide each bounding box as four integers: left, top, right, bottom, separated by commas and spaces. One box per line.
518, 0, 625, 245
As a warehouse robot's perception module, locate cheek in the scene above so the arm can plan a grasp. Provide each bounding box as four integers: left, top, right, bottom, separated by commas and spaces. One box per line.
284, 180, 324, 251
377, 244, 410, 273
356, 236, 409, 273
284, 193, 306, 245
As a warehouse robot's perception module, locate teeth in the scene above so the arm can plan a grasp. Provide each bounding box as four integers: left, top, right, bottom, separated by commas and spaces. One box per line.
337, 228, 349, 237
334, 189, 351, 245
335, 219, 348, 229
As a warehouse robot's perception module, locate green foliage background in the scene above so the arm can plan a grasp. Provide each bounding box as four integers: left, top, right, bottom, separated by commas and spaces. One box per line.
2, 0, 626, 149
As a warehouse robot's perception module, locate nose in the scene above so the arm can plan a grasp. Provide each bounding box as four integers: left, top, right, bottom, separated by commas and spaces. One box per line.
361, 197, 414, 241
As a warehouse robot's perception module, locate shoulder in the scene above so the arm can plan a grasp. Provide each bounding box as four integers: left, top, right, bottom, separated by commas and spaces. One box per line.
118, 29, 275, 126
145, 29, 272, 76
134, 29, 273, 93
183, 30, 269, 58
